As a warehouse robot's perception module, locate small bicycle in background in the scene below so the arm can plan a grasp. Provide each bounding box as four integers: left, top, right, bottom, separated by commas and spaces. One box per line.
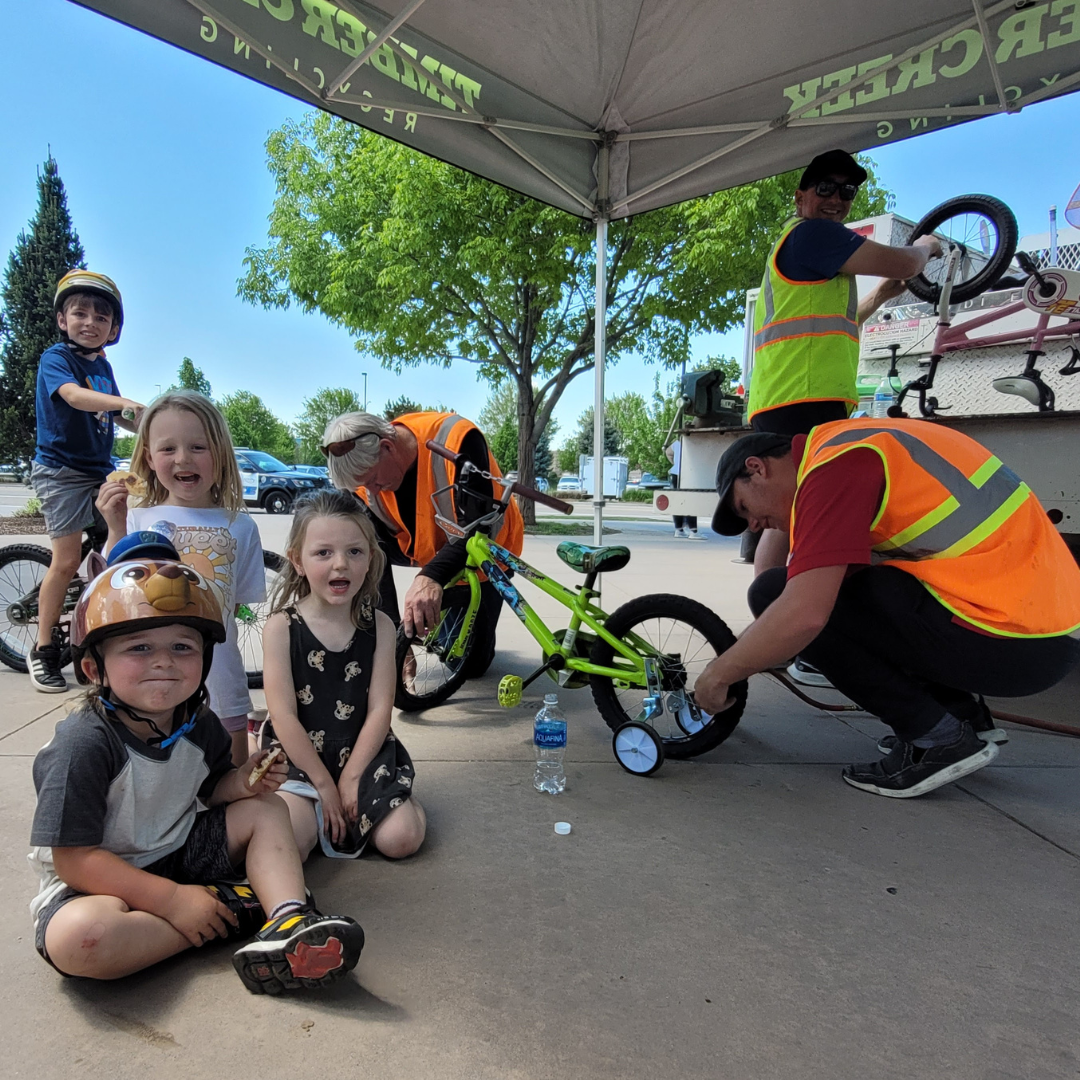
394, 441, 748, 777
0, 503, 284, 688
889, 194, 1080, 418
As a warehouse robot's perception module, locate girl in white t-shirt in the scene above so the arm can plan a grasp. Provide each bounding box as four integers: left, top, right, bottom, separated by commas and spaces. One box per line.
97, 391, 265, 765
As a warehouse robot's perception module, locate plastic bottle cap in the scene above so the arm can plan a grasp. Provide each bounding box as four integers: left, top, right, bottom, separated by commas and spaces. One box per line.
554, 822, 571, 835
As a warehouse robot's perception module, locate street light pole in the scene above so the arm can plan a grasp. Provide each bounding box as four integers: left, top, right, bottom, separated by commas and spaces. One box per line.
362, 372, 368, 412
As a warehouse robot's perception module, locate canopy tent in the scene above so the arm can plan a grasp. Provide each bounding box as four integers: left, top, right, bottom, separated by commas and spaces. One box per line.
72, 0, 1080, 537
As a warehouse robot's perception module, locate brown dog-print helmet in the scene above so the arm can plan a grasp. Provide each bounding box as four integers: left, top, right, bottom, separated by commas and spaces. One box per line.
73, 559, 226, 660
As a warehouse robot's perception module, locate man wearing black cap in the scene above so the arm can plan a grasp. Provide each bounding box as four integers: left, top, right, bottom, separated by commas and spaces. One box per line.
694, 423, 1080, 798
747, 149, 942, 583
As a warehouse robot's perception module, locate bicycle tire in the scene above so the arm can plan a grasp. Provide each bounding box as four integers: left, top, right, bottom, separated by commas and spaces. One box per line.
394, 600, 477, 711
237, 549, 286, 690
906, 195, 1018, 305
0, 544, 74, 673
589, 593, 747, 758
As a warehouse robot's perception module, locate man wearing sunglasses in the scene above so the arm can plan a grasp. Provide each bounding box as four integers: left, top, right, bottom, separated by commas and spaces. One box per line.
746, 149, 943, 584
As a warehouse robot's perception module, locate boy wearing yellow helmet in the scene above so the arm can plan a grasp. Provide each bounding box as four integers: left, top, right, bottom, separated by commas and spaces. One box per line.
28, 271, 146, 693
28, 550, 365, 993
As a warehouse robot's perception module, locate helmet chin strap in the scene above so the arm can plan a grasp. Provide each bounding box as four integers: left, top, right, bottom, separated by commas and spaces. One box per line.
60, 332, 105, 358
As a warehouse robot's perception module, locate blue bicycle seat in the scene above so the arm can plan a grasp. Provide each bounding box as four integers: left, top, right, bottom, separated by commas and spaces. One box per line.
556, 541, 631, 574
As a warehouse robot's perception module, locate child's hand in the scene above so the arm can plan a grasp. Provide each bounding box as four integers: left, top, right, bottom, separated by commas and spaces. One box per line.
162, 884, 237, 946
337, 769, 360, 825
317, 782, 348, 846
241, 747, 288, 795
95, 481, 129, 534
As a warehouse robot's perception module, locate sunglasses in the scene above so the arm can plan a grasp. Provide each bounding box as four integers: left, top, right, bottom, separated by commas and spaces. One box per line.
321, 439, 356, 458
814, 179, 859, 201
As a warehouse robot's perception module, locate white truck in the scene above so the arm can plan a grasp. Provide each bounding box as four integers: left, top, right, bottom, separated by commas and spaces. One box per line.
655, 202, 1080, 555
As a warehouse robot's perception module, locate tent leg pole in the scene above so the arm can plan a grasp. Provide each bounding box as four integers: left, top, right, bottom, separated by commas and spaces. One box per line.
593, 216, 608, 547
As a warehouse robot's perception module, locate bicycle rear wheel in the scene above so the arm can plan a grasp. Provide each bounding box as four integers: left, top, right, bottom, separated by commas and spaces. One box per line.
394, 600, 477, 711
0, 544, 74, 673
906, 195, 1018, 304
237, 550, 286, 689
589, 593, 747, 758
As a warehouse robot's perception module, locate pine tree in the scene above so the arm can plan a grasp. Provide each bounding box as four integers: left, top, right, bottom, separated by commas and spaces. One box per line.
0, 155, 86, 471
169, 357, 212, 397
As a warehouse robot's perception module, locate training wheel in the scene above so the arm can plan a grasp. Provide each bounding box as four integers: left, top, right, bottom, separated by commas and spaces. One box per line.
498, 675, 523, 707
613, 721, 664, 777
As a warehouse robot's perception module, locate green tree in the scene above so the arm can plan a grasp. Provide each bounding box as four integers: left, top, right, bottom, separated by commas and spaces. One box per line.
112, 434, 137, 459
169, 357, 212, 397
295, 386, 363, 463
489, 416, 518, 473
218, 390, 296, 462
240, 113, 890, 520
567, 407, 622, 460
382, 394, 448, 420
0, 155, 86, 470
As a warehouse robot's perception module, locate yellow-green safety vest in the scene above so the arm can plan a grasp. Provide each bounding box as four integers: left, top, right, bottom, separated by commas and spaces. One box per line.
748, 217, 860, 421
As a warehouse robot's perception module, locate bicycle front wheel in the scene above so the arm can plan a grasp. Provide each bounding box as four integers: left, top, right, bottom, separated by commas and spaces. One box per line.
394, 600, 477, 711
237, 550, 286, 690
0, 544, 74, 673
589, 593, 747, 758
906, 194, 1018, 304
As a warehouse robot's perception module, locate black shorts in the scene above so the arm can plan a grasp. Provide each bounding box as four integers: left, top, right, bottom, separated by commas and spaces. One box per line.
35, 805, 237, 974
750, 400, 850, 437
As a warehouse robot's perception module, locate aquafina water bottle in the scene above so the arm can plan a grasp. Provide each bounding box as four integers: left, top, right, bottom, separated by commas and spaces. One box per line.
533, 693, 567, 794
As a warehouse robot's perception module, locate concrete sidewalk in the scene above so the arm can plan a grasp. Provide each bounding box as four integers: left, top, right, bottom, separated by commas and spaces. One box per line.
1, 525, 1078, 1079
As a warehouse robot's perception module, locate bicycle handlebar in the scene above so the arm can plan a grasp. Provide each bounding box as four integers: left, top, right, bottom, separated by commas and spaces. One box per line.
425, 440, 575, 515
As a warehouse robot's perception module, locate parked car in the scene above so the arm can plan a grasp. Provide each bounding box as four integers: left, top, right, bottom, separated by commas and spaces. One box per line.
234, 448, 330, 514
114, 459, 131, 472
556, 476, 584, 494
637, 472, 672, 490
292, 464, 330, 479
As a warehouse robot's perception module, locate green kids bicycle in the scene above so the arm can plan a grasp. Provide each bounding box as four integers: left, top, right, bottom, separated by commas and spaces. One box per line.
394, 441, 748, 776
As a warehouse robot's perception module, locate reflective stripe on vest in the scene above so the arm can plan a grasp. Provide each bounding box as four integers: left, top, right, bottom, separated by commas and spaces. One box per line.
809, 426, 1030, 562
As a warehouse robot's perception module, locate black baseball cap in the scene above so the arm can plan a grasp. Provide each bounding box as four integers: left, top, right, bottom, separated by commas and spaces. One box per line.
798, 149, 867, 190
711, 432, 793, 536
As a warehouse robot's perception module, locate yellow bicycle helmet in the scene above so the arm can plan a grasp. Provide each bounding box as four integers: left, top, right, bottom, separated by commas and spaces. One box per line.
54, 270, 125, 345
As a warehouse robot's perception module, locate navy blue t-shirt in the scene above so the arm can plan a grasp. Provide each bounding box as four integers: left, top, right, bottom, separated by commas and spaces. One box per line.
34, 343, 119, 478
775, 219, 866, 282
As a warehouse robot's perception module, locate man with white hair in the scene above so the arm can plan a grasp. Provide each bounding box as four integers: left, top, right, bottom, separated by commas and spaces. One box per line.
322, 410, 523, 677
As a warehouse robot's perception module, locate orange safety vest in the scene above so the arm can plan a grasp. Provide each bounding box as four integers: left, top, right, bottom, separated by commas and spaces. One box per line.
356, 412, 524, 567
795, 418, 1080, 638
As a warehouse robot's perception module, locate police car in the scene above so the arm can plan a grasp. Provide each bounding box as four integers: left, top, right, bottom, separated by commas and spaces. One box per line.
235, 448, 330, 514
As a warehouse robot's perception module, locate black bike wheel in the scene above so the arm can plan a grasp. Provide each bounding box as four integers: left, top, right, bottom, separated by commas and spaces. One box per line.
0, 544, 74, 673
238, 550, 286, 689
906, 195, 1018, 305
394, 602, 477, 711
589, 593, 747, 758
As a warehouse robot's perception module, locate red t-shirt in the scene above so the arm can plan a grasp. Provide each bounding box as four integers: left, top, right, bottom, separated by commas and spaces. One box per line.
786, 434, 885, 581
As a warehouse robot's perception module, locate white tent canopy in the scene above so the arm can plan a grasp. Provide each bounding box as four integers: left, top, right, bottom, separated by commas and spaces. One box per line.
72, 0, 1080, 535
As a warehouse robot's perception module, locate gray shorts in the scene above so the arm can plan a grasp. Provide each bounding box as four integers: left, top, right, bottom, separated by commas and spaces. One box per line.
30, 462, 101, 539
35, 805, 237, 975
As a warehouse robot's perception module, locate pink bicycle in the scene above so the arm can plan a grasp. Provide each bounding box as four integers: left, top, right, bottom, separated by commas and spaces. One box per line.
890, 195, 1080, 418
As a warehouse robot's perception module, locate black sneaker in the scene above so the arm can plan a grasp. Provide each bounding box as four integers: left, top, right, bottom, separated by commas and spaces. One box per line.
877, 701, 1008, 755
205, 882, 266, 941
844, 724, 998, 798
232, 907, 364, 994
786, 657, 833, 689
28, 643, 67, 693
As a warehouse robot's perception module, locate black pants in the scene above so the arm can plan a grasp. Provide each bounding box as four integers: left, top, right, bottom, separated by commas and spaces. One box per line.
749, 565, 1080, 742
669, 473, 697, 530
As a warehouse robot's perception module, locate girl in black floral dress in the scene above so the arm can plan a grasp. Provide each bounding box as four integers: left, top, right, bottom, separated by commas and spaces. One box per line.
261, 491, 425, 860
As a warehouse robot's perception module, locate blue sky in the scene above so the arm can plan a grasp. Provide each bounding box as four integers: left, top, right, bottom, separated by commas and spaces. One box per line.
3, 1, 1079, 441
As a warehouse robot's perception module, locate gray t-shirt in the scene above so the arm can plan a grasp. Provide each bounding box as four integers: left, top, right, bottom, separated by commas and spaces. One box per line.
28, 702, 233, 927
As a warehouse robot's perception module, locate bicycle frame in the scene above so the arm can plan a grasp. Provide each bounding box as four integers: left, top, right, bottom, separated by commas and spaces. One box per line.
896, 248, 1080, 417
432, 531, 654, 689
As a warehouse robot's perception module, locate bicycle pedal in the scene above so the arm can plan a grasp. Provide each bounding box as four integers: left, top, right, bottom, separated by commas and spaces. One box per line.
497, 675, 522, 707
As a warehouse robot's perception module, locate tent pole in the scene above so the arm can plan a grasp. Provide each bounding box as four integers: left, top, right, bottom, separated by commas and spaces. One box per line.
593, 214, 607, 547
